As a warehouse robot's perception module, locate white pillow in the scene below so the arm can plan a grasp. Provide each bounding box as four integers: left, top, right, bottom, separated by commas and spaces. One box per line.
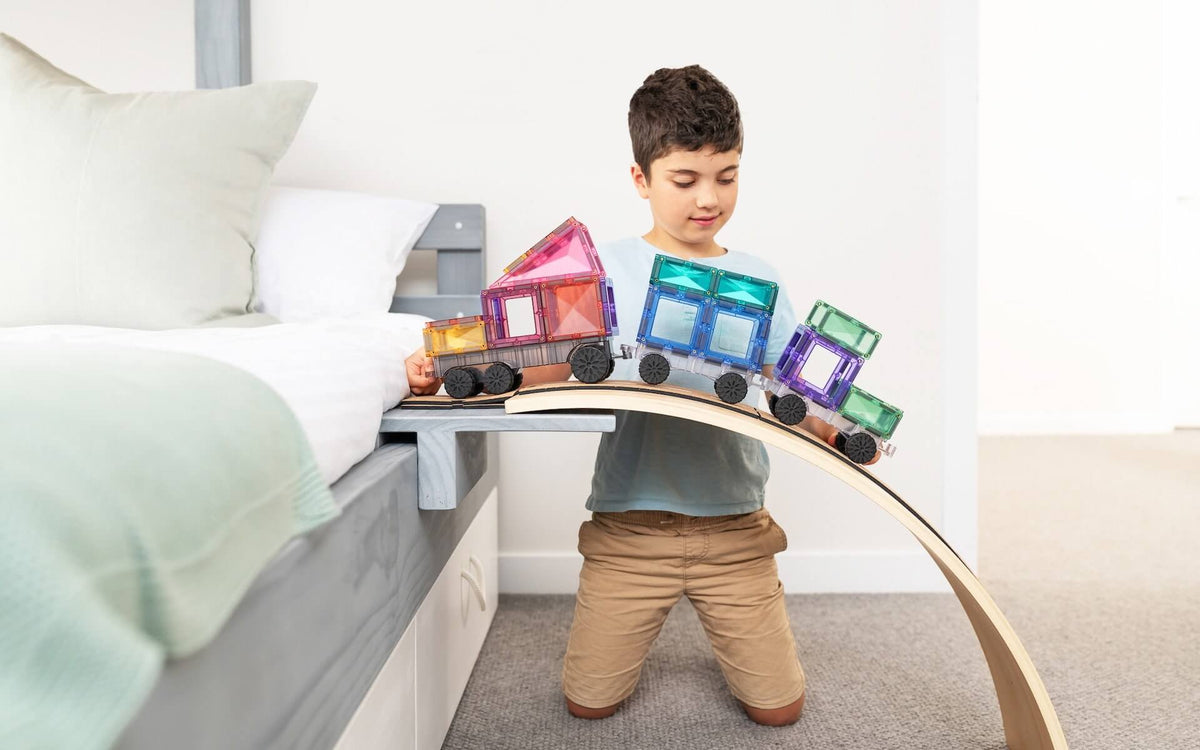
0, 34, 316, 329
253, 187, 438, 321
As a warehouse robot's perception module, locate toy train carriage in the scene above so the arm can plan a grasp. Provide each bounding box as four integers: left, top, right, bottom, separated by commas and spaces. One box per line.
767, 301, 904, 463
424, 217, 619, 399
633, 254, 778, 404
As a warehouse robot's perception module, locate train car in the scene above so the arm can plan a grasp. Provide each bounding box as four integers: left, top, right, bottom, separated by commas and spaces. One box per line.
625, 253, 903, 463
767, 300, 904, 463
630, 253, 778, 404
424, 217, 619, 398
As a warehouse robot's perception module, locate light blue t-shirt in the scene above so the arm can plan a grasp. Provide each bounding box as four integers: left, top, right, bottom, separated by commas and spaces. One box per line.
586, 236, 798, 516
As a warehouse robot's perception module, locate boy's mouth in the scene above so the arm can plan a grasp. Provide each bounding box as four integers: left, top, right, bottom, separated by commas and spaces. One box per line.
690, 215, 718, 227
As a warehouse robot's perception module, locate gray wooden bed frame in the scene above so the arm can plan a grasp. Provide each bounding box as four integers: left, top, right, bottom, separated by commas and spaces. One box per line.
116, 6, 499, 747
119, 210, 496, 747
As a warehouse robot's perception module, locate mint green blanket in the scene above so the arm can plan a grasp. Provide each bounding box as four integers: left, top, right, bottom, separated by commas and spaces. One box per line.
0, 344, 341, 749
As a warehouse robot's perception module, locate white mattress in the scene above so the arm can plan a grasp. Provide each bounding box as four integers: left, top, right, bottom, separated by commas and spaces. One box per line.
0, 314, 429, 484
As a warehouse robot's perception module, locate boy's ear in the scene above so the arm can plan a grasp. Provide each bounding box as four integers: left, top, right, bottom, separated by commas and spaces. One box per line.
631, 162, 651, 199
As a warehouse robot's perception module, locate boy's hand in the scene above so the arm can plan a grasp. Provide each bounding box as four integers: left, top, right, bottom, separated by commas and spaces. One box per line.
520, 363, 572, 386
800, 415, 881, 466
821, 429, 881, 466
799, 415, 837, 445
405, 350, 443, 396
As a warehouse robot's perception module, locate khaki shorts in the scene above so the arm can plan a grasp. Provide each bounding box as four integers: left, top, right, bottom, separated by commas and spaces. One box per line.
562, 508, 806, 710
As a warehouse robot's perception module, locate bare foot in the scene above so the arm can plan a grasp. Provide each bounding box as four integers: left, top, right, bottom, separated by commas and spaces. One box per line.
739, 693, 805, 726
565, 696, 621, 719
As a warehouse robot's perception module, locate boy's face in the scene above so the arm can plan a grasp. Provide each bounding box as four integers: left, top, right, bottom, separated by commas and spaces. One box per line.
632, 147, 740, 252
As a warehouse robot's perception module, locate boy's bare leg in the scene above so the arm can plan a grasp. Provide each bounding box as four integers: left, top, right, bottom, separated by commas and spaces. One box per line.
565, 696, 621, 719
738, 693, 805, 727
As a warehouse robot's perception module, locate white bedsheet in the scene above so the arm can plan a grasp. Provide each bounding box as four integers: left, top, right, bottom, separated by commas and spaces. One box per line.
0, 314, 428, 484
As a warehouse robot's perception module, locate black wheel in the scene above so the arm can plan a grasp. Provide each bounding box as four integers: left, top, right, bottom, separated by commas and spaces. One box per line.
570, 344, 611, 384
840, 432, 877, 464
604, 356, 615, 380
768, 392, 779, 412
714, 372, 749, 404
638, 353, 670, 385
467, 367, 484, 396
771, 393, 807, 425
444, 367, 477, 400
482, 362, 517, 394
510, 371, 524, 391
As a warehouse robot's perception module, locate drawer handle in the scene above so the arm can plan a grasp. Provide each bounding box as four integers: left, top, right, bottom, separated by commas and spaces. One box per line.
461, 554, 487, 618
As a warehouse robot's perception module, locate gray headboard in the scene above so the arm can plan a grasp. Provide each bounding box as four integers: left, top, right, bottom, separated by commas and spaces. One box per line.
195, 0, 249, 89
392, 205, 487, 321
195, 0, 486, 322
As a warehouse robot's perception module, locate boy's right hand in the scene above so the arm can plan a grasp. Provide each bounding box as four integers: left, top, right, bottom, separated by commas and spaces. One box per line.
405, 349, 443, 396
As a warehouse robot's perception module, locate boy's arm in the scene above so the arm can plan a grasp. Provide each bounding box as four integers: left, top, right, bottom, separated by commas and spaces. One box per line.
520, 363, 572, 385
404, 349, 570, 393
763, 365, 879, 465
800, 411, 880, 466
764, 365, 831, 437
800, 415, 839, 444
405, 350, 442, 396
405, 352, 571, 392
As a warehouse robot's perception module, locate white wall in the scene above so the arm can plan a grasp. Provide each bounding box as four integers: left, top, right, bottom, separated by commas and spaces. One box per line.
1164, 0, 1200, 428
979, 1, 1174, 435
0, 0, 193, 91
253, 0, 978, 593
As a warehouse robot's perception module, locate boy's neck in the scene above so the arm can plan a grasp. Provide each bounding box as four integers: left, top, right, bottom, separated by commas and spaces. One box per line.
642, 226, 728, 260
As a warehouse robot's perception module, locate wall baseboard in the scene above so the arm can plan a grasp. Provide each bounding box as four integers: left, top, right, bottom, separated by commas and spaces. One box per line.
500, 549, 952, 595
978, 411, 1175, 436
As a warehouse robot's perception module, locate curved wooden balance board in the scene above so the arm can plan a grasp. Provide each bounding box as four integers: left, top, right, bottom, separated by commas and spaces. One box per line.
505, 380, 1068, 750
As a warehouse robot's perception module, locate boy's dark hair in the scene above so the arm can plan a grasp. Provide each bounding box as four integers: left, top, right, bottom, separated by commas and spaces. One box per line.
628, 65, 743, 182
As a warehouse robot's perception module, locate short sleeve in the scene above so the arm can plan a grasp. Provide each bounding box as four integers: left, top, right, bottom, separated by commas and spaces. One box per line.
766, 277, 798, 366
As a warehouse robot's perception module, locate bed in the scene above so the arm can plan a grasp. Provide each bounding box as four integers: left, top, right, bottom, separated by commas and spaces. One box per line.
0, 24, 497, 750
109, 207, 499, 750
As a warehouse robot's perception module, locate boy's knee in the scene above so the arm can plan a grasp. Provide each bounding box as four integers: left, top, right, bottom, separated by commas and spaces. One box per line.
565, 696, 621, 720
739, 692, 805, 726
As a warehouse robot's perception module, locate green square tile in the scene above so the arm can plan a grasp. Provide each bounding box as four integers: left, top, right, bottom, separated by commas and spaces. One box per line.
837, 385, 903, 440
714, 271, 778, 313
652, 255, 717, 295
806, 301, 881, 359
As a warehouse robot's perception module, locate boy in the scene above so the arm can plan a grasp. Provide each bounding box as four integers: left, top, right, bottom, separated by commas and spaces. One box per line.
406, 64, 869, 726
524, 65, 861, 727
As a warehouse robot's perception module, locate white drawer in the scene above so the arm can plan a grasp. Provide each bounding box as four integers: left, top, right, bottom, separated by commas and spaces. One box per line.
415, 488, 499, 750
333, 619, 417, 750
333, 488, 498, 750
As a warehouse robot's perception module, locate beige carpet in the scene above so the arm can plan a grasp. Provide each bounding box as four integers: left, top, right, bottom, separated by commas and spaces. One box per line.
443, 432, 1200, 749
977, 432, 1200, 749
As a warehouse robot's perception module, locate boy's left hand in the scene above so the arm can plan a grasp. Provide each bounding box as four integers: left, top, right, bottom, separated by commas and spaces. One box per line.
405, 349, 443, 396
802, 415, 881, 466
822, 430, 881, 466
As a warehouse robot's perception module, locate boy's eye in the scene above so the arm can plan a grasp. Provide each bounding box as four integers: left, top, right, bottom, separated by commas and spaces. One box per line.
672, 179, 735, 188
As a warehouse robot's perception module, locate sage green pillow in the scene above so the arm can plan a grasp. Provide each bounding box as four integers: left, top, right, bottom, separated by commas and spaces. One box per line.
0, 34, 316, 329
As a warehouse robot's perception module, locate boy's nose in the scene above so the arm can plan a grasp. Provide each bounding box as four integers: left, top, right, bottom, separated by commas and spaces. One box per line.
696, 189, 718, 209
